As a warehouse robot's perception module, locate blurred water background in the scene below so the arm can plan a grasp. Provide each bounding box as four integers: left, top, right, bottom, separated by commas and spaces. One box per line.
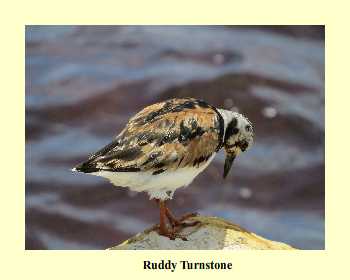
25, 26, 324, 249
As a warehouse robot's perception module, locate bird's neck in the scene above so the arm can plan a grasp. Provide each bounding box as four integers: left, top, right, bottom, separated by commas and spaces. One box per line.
217, 109, 235, 132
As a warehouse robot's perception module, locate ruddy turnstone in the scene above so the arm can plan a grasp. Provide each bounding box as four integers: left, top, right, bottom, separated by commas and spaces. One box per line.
73, 97, 253, 239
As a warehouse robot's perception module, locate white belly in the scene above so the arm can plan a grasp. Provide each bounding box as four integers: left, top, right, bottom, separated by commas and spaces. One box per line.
91, 153, 216, 200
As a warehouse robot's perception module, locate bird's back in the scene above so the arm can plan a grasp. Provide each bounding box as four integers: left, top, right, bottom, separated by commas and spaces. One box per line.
74, 98, 224, 177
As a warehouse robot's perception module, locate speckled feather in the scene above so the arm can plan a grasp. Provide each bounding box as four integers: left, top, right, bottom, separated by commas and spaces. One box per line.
76, 98, 224, 175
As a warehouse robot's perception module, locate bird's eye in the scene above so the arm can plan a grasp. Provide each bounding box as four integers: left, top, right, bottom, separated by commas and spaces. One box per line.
245, 125, 252, 132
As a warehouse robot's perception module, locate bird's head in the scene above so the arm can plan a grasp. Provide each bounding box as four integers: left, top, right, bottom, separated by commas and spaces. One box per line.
221, 111, 254, 178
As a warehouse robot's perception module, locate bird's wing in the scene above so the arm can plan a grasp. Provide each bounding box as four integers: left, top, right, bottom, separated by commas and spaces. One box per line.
75, 98, 224, 174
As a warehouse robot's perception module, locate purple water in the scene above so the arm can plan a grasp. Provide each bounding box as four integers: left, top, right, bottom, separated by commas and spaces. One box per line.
26, 26, 324, 249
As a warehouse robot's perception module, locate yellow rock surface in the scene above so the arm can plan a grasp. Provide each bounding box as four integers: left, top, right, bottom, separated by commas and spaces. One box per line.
109, 216, 296, 250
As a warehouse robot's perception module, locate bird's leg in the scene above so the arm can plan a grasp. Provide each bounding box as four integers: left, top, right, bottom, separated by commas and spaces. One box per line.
151, 199, 199, 241
154, 200, 190, 241
165, 206, 200, 228
153, 198, 198, 226
158, 200, 169, 236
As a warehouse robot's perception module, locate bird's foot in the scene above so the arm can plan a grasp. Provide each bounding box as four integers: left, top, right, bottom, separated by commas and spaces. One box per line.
153, 200, 200, 241
166, 210, 200, 229
152, 224, 189, 241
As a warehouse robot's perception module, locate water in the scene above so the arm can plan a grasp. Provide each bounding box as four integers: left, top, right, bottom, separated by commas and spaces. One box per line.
25, 26, 324, 249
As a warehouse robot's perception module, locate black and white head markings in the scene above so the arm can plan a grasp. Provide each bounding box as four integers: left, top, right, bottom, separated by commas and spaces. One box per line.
217, 110, 254, 178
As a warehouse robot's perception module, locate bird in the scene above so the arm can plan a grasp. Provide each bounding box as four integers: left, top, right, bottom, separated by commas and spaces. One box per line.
72, 97, 254, 240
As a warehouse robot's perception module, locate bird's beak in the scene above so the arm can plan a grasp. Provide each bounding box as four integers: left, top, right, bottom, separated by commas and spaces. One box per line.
223, 153, 236, 178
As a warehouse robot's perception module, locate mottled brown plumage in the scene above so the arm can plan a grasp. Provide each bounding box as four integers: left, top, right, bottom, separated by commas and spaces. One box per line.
76, 98, 224, 175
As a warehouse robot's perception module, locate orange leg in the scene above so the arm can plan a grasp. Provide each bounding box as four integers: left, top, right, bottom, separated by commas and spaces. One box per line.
153, 199, 200, 238
165, 207, 199, 228
158, 200, 170, 236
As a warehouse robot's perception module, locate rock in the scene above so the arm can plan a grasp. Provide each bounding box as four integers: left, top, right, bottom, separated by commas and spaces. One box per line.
109, 216, 296, 250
